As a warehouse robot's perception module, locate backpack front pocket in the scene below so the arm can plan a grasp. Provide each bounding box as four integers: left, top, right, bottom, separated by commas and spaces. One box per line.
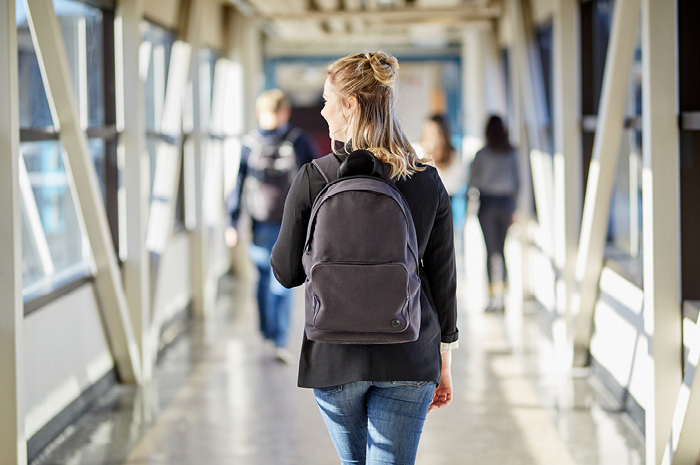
310, 262, 411, 334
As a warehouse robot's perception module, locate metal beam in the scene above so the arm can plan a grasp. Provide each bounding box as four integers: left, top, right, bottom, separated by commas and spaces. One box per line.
0, 0, 27, 462
640, 0, 682, 463
552, 0, 582, 344
115, 0, 154, 380
24, 0, 141, 383
462, 26, 487, 157
571, 0, 640, 367
261, 5, 501, 22
510, 0, 555, 261
504, 8, 534, 300
182, 0, 215, 318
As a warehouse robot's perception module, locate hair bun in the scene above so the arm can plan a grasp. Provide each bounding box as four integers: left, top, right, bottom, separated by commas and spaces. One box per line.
367, 51, 398, 87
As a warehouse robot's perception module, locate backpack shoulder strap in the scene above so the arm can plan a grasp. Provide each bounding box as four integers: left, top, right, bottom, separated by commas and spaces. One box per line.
283, 127, 302, 144
311, 154, 342, 184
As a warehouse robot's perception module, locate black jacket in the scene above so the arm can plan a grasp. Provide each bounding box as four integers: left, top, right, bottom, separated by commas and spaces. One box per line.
271, 153, 458, 388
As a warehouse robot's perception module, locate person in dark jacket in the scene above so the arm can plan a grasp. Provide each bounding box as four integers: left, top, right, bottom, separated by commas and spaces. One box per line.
270, 51, 458, 464
225, 89, 318, 363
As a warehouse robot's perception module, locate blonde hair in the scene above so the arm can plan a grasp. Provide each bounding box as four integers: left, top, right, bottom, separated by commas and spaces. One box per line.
256, 88, 290, 113
326, 51, 427, 180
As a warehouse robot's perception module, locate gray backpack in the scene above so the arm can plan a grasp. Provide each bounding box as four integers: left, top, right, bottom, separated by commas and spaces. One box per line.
244, 128, 301, 222
302, 150, 422, 344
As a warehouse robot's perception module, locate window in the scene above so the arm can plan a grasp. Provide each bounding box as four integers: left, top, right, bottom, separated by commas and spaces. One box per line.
608, 42, 642, 261
678, 0, 700, 300
580, 0, 642, 277
141, 21, 183, 240
16, 0, 116, 303
535, 21, 553, 155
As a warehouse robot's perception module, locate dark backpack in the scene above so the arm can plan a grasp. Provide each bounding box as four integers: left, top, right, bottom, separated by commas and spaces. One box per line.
244, 128, 301, 222
302, 150, 422, 344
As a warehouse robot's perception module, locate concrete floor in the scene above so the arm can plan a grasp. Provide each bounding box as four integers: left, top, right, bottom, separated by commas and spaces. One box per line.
30, 217, 645, 465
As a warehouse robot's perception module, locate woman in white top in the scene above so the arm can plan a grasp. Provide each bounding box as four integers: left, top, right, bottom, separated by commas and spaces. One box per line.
418, 114, 467, 256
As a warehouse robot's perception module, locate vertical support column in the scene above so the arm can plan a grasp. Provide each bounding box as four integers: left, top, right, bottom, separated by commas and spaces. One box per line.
640, 0, 682, 463
183, 0, 213, 318
0, 1, 27, 463
224, 9, 246, 140
571, 0, 640, 367
223, 8, 258, 280
552, 0, 582, 342
505, 4, 533, 299
115, 0, 153, 380
25, 0, 141, 383
509, 0, 555, 260
462, 25, 487, 160
483, 26, 508, 119
240, 15, 264, 132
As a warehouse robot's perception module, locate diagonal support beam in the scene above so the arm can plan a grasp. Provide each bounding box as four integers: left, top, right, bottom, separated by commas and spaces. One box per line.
24, 0, 141, 383
0, 1, 27, 463
571, 0, 640, 367
640, 0, 682, 463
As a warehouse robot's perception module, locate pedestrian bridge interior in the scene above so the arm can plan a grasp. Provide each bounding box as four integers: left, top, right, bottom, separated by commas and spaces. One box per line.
1, 0, 699, 464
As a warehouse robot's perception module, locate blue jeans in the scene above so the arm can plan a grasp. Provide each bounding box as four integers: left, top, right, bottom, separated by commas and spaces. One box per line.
313, 381, 437, 465
249, 221, 292, 347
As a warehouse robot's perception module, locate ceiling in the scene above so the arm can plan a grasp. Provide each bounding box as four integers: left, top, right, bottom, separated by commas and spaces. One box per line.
230, 0, 503, 55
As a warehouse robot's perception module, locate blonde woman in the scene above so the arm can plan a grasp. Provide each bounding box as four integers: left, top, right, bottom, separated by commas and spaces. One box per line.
271, 51, 458, 464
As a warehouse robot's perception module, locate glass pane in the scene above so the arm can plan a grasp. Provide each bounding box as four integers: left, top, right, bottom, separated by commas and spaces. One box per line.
146, 135, 160, 194
89, 138, 106, 200
607, 28, 642, 265
16, 0, 53, 128
15, 0, 104, 129
20, 140, 92, 295
142, 22, 176, 132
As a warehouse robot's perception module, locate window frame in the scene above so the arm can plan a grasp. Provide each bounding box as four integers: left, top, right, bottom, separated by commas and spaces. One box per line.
20, 0, 119, 315
580, 0, 644, 286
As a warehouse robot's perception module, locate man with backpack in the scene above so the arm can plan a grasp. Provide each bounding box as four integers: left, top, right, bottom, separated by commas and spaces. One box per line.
225, 89, 318, 363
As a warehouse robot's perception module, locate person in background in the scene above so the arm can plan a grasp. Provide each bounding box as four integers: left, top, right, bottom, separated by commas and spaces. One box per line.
270, 51, 458, 465
225, 89, 318, 362
468, 115, 519, 312
418, 114, 467, 261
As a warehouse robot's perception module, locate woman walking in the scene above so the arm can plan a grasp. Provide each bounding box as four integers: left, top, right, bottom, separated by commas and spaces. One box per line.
468, 115, 520, 312
271, 51, 459, 464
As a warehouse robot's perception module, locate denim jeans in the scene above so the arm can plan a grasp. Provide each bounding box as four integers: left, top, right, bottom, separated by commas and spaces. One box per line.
249, 221, 292, 347
313, 380, 437, 465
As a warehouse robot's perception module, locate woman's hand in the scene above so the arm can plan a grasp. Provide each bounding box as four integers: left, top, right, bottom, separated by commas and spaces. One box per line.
428, 349, 453, 413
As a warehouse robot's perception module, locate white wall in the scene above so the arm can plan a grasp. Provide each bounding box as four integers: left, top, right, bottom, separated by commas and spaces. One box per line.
590, 267, 648, 409
23, 285, 113, 438
24, 232, 195, 439
152, 232, 192, 327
